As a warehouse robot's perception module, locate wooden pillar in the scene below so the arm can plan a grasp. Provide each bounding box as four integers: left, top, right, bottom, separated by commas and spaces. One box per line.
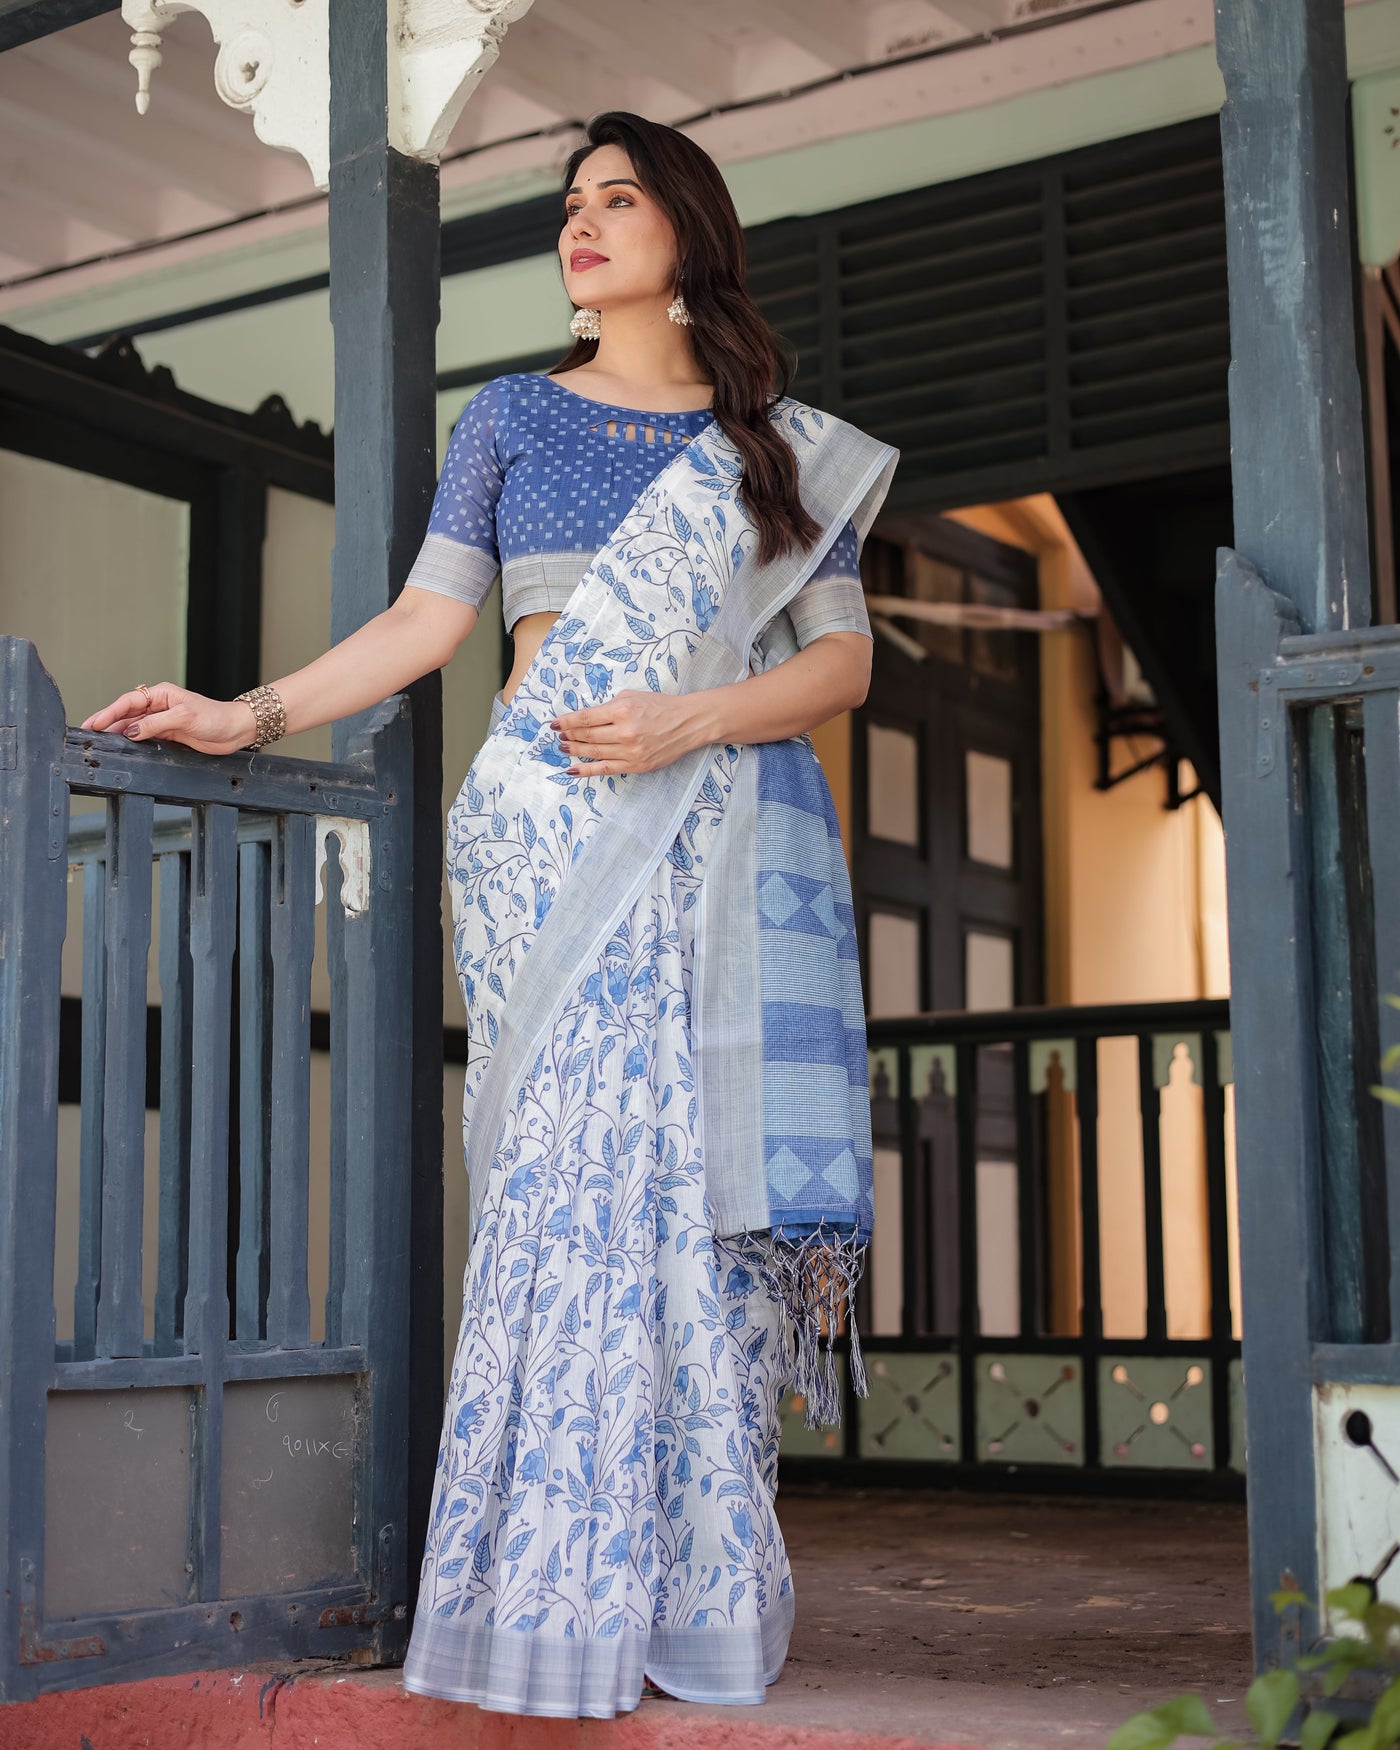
327, 0, 444, 1630
1216, 0, 1372, 636
1214, 0, 1379, 1669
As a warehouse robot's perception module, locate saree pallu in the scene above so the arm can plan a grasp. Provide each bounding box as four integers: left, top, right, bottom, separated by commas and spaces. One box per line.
402, 400, 898, 1718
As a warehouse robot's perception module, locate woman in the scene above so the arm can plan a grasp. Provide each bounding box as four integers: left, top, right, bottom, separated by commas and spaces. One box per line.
83, 112, 897, 1720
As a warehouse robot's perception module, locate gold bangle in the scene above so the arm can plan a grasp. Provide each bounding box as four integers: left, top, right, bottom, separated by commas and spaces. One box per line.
234, 683, 287, 748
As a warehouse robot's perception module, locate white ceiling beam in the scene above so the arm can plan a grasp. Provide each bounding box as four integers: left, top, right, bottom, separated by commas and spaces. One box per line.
922, 0, 1008, 35
740, 0, 869, 69
688, 0, 1215, 176
0, 251, 42, 281
550, 0, 734, 108
490, 14, 630, 122
3, 139, 161, 240
442, 75, 536, 151
0, 92, 242, 220
0, 191, 78, 269
21, 28, 280, 173
0, 58, 252, 212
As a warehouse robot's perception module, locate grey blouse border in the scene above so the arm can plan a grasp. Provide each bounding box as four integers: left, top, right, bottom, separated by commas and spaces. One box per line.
404, 540, 870, 645
402, 532, 500, 610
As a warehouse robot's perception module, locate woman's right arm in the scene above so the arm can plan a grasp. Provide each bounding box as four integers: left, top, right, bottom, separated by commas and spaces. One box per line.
82, 379, 511, 755
80, 587, 479, 755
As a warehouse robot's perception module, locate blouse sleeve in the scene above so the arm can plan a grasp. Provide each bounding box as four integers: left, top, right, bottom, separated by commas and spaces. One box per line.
786, 518, 871, 647
401, 378, 510, 608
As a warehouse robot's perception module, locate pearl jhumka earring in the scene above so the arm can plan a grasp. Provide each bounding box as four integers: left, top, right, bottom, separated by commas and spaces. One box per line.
569, 295, 692, 339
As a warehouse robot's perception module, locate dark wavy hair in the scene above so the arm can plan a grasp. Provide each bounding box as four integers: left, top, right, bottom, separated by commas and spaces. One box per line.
552, 111, 821, 567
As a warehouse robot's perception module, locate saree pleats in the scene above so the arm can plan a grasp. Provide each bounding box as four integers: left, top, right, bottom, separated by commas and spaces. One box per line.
403, 751, 797, 1717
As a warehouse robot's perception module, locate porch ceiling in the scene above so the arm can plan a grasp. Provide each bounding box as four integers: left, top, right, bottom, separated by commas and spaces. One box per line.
0, 0, 1163, 285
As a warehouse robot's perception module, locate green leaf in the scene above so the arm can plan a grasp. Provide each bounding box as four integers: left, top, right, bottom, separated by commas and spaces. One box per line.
1323, 1649, 1374, 1699
1300, 1709, 1339, 1750
1157, 1697, 1219, 1737
1105, 1712, 1180, 1750
1369, 1676, 1400, 1743
1272, 1588, 1310, 1614
1383, 993, 1400, 1011
1247, 1670, 1300, 1746
1326, 1584, 1375, 1622
1107, 1697, 1217, 1750
1331, 1726, 1375, 1750
1380, 1042, 1400, 1072
1318, 1637, 1377, 1696
1369, 1084, 1400, 1107
1364, 1601, 1400, 1659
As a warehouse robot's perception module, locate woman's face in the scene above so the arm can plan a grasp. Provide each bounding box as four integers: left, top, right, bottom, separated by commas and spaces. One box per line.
559, 144, 680, 312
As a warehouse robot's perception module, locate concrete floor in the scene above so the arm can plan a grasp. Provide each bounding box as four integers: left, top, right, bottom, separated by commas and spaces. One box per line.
714, 1484, 1255, 1749
6, 1487, 1254, 1750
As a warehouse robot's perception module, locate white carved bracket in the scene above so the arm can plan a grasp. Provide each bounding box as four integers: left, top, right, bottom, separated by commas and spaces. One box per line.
123, 0, 331, 186
392, 0, 537, 166
120, 0, 536, 192
314, 816, 371, 916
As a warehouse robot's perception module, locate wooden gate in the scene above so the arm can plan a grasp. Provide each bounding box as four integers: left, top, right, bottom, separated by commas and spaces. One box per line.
1215, 562, 1400, 1662
0, 634, 414, 1698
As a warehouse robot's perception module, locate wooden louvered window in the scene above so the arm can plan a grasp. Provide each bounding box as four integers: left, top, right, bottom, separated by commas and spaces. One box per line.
745, 117, 1231, 511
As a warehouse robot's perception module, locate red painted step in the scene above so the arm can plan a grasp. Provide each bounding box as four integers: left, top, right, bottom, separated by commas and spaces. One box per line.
0, 1663, 954, 1750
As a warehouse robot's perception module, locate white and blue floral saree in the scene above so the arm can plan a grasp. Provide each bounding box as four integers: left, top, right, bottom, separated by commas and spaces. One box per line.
402, 399, 898, 1718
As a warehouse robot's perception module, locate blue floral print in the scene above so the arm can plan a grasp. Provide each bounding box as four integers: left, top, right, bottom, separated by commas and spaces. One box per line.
401, 397, 892, 1717
403, 782, 797, 1716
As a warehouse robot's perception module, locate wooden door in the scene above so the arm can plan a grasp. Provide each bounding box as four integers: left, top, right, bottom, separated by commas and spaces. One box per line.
854, 514, 1043, 1018
854, 515, 1045, 1339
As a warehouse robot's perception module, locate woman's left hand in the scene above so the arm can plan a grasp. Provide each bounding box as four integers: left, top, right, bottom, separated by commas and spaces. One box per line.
553, 691, 701, 776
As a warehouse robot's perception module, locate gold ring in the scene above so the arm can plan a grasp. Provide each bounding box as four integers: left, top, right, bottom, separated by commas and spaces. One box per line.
136, 683, 153, 706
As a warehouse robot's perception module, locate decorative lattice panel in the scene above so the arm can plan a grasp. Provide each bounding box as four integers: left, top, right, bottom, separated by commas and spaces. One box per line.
1314, 1381, 1400, 1632
975, 1354, 1083, 1465
858, 1353, 960, 1461
868, 1046, 900, 1101
1099, 1356, 1213, 1468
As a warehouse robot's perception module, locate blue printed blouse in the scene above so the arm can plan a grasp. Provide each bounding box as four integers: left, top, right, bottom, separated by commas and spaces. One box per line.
403, 371, 870, 652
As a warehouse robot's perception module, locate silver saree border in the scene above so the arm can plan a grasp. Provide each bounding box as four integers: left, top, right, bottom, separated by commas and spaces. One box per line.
693, 743, 767, 1232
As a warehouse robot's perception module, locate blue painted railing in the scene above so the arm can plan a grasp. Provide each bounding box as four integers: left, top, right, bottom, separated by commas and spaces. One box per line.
0, 635, 415, 1701
780, 998, 1243, 1492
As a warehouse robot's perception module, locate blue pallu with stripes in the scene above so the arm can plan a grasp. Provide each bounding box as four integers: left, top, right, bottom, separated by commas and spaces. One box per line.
754, 738, 873, 1248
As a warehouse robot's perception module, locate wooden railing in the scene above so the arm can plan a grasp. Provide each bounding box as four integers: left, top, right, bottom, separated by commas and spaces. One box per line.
781, 998, 1242, 1491
0, 635, 414, 1699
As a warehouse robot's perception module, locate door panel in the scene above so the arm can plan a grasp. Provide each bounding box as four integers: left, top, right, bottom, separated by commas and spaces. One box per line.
854, 514, 1045, 1339
867, 909, 924, 1018
855, 514, 1043, 1014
